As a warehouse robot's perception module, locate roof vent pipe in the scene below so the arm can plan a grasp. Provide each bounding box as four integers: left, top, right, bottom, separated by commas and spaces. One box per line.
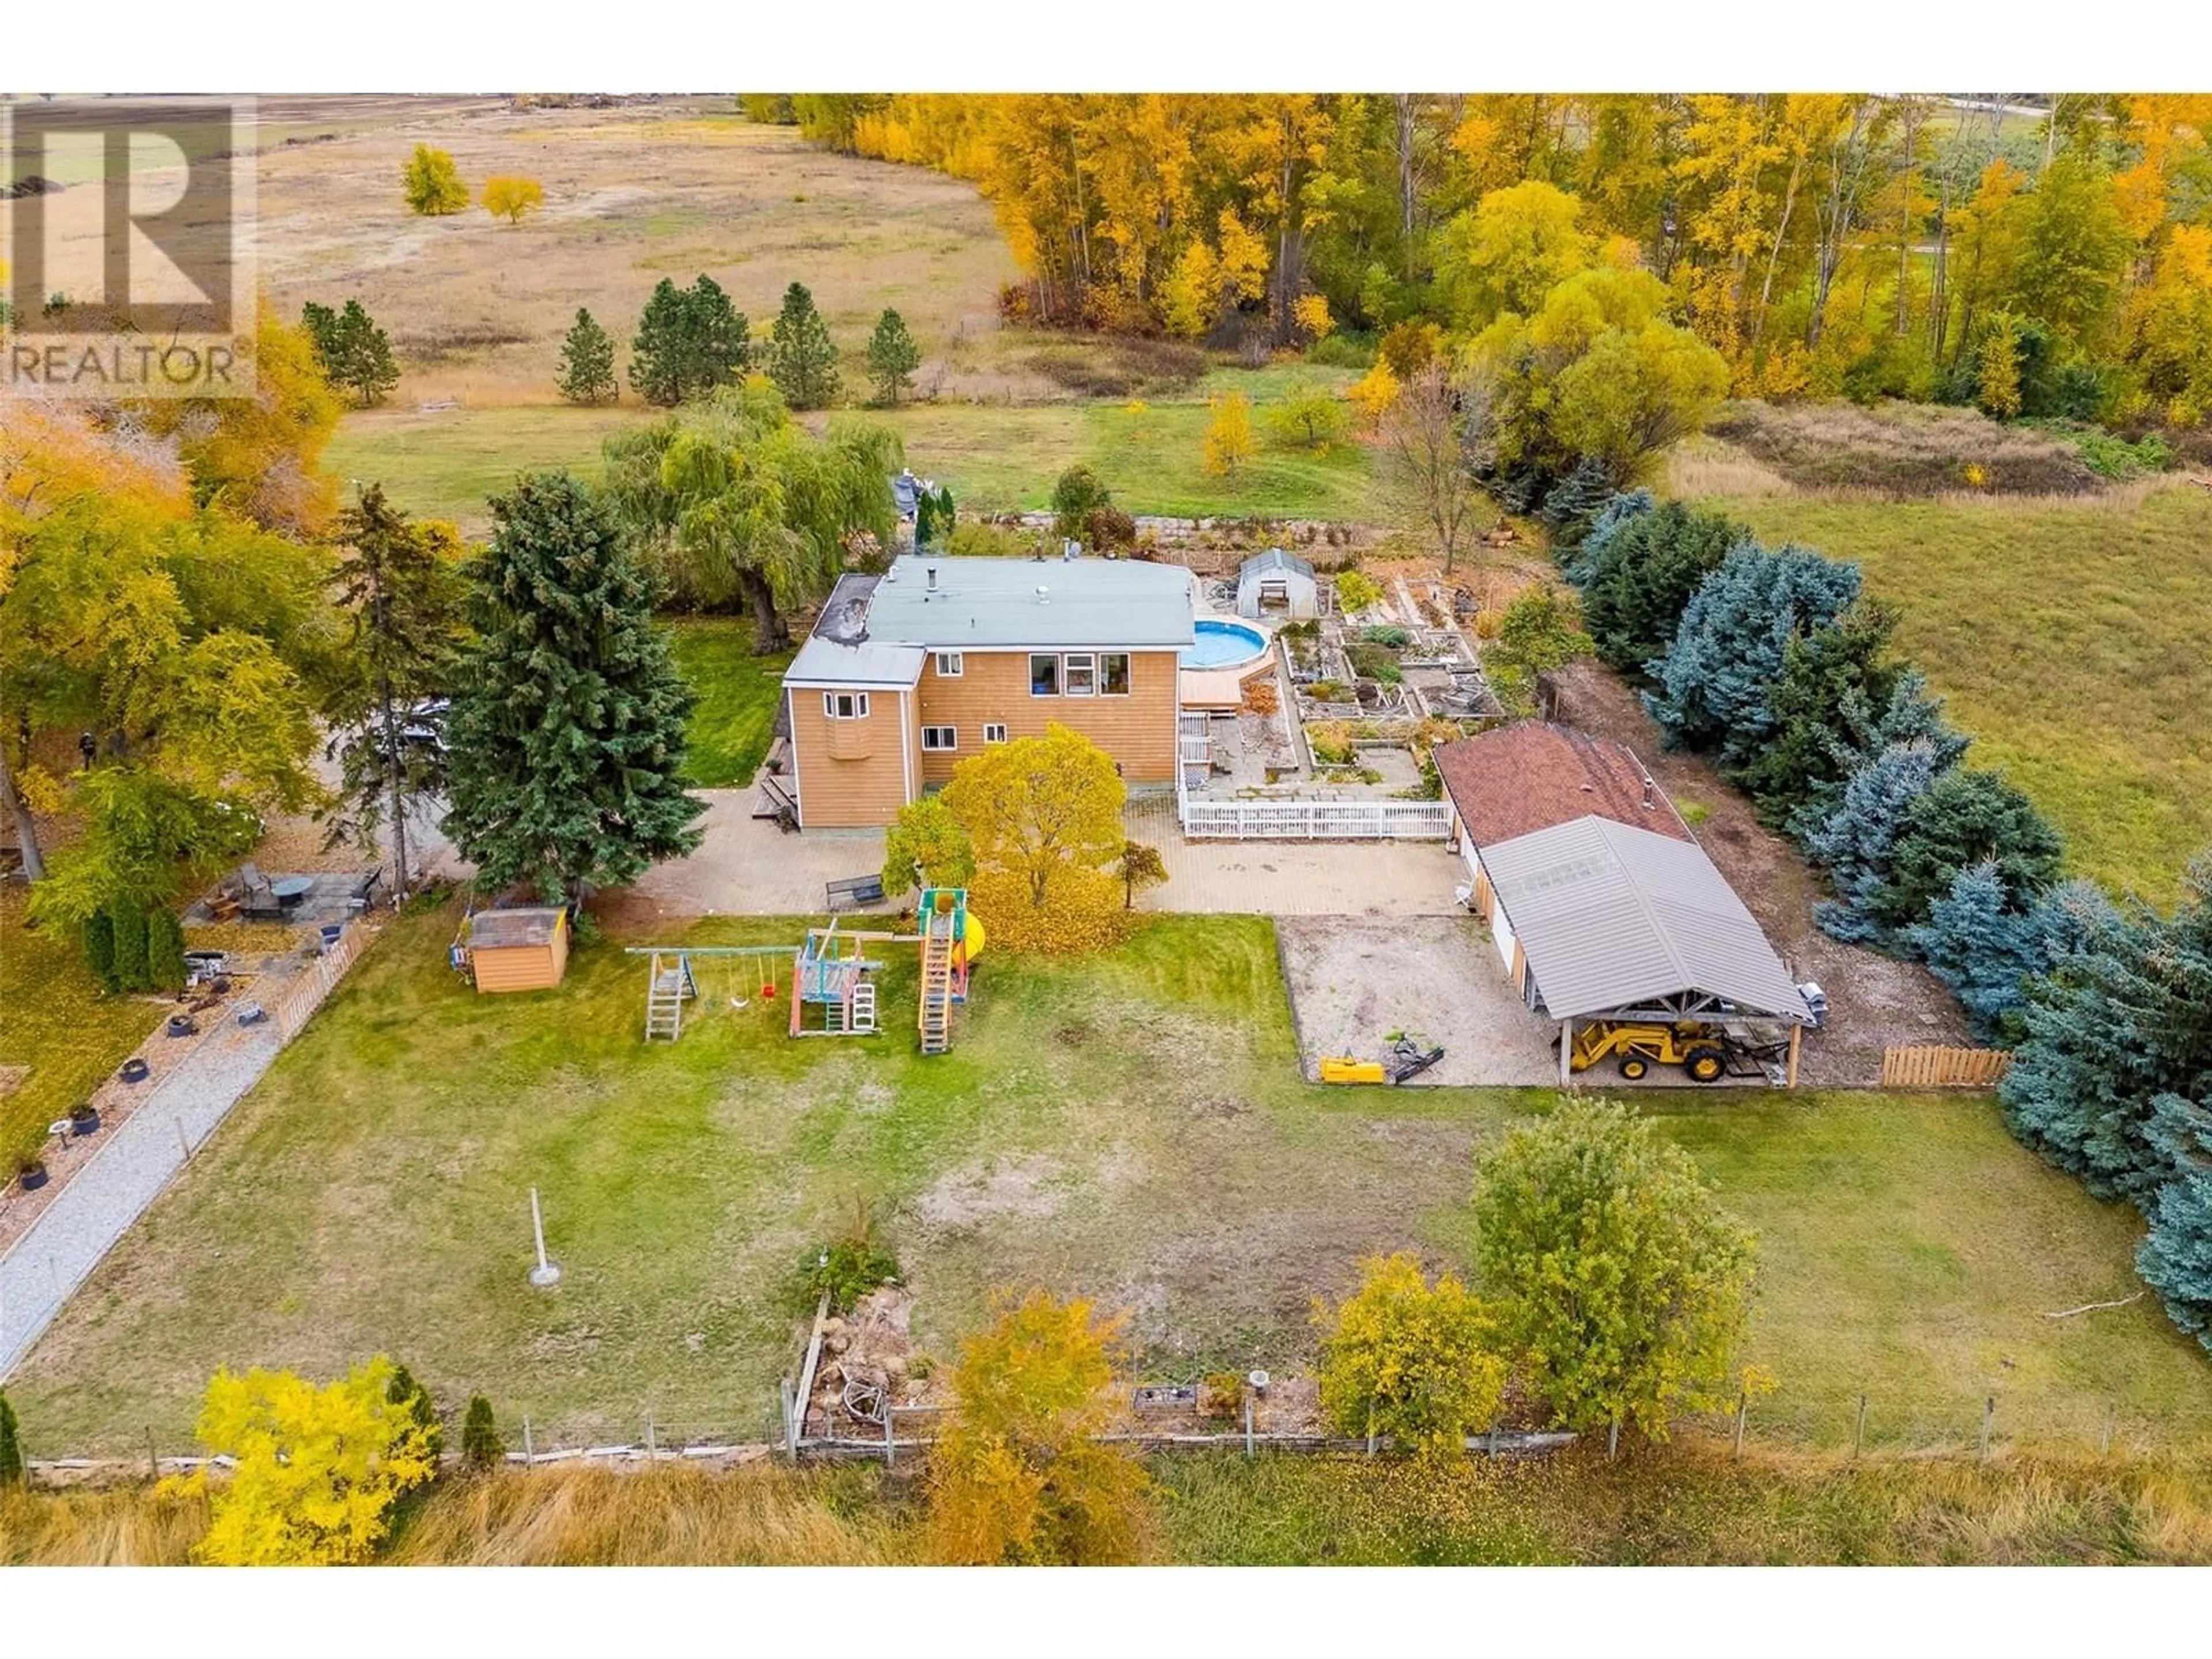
1035, 585, 1050, 604
926, 565, 938, 593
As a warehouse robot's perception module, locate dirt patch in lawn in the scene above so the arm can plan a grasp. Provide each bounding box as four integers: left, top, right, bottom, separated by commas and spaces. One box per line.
1546, 660, 1970, 1084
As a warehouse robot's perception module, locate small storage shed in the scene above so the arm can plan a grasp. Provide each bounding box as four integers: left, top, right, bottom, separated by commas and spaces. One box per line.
1236, 548, 1319, 619
463, 907, 570, 994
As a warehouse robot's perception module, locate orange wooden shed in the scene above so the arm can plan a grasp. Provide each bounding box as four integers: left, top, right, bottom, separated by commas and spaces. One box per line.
463, 907, 571, 994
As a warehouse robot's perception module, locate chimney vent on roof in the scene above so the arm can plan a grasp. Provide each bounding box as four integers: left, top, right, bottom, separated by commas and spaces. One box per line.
926, 564, 938, 593
1642, 779, 1655, 809
1036, 585, 1050, 604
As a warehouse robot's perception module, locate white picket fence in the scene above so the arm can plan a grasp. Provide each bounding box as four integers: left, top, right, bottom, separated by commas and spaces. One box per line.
1179, 796, 1452, 840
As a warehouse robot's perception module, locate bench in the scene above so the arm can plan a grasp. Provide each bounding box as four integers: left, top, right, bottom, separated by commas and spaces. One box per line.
824, 874, 886, 912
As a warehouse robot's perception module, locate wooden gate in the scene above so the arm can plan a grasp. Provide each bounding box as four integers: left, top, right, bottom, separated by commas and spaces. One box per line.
1880, 1045, 2013, 1088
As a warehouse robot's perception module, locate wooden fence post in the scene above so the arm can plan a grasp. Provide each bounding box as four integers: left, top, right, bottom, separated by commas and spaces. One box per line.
1244, 1392, 1255, 1459
146, 1427, 160, 1484
1854, 1395, 1867, 1459
1365, 1402, 1376, 1459
1607, 1417, 1620, 1462
883, 1404, 895, 1469
1733, 1393, 1747, 1458
522, 1415, 533, 1467
1979, 1396, 1994, 1461
781, 1378, 797, 1459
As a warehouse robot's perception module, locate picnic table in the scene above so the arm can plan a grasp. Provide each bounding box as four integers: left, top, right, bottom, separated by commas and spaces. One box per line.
271, 876, 314, 908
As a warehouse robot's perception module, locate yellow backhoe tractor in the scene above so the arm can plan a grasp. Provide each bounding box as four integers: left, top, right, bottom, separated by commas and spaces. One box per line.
1565, 1020, 1730, 1083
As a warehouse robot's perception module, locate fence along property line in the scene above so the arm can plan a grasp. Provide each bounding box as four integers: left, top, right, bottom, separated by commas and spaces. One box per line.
1880, 1044, 2013, 1088
271, 923, 371, 1041
1179, 797, 1452, 841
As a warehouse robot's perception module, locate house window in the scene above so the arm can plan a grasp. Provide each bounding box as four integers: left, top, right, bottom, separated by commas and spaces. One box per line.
822, 691, 870, 720
1100, 652, 1131, 695
922, 726, 958, 752
1063, 653, 1097, 696
934, 651, 963, 677
984, 724, 1008, 744
1029, 653, 1059, 696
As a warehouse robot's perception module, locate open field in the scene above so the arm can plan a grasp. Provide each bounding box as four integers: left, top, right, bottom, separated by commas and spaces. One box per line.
1685, 477, 2212, 906
325, 365, 1384, 536
9, 906, 2210, 1458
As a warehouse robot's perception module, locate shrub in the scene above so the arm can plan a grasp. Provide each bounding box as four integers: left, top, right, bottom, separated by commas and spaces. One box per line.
1308, 330, 1377, 369
401, 144, 468, 216
82, 910, 117, 991
1315, 1253, 1506, 1459
461, 1396, 505, 1471
386, 1363, 445, 1467
1334, 570, 1383, 615
1051, 465, 1113, 544
0, 1389, 22, 1488
1084, 505, 1136, 550
146, 908, 187, 992
109, 901, 149, 992
805, 1198, 899, 1313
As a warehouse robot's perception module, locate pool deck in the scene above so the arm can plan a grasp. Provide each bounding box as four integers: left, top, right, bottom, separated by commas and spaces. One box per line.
1179, 617, 1277, 710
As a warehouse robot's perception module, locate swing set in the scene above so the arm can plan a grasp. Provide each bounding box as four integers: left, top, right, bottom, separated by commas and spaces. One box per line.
622, 892, 983, 1051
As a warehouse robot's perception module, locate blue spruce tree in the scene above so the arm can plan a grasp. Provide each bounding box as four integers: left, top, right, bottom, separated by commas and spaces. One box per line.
1785, 669, 1968, 849
1805, 741, 1946, 944
1907, 862, 2047, 1043
1565, 488, 1654, 584
1642, 544, 1861, 768
2139, 1092, 2212, 1350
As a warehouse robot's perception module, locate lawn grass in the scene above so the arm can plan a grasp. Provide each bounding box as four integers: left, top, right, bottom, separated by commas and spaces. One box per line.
666, 619, 789, 788
1694, 482, 2212, 907
325, 405, 651, 537
12, 905, 2210, 1459
0, 889, 166, 1171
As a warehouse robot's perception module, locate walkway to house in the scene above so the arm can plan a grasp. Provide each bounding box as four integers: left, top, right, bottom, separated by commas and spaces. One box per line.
622, 790, 1468, 921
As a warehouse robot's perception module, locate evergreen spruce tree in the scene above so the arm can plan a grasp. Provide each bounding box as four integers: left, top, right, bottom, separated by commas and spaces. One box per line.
1643, 544, 1862, 768
1538, 454, 1618, 548
1574, 502, 1742, 675
1565, 488, 1654, 584
146, 906, 187, 991
628, 278, 692, 406
1782, 671, 1969, 850
319, 300, 399, 407
461, 1395, 506, 1470
556, 308, 619, 405
865, 306, 922, 406
1906, 862, 2058, 1043
443, 472, 704, 903
0, 1388, 22, 1488
766, 281, 842, 410
1733, 599, 1903, 827
1874, 768, 2064, 934
2140, 1092, 2212, 1350
1805, 741, 1946, 944
301, 300, 340, 380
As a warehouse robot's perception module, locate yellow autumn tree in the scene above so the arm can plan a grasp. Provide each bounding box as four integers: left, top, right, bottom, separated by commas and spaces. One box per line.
161, 1357, 440, 1565
1292, 293, 1333, 343
1202, 390, 1255, 477
927, 1290, 1152, 1565
1316, 1253, 1508, 1459
1347, 360, 1401, 430
482, 176, 546, 226
941, 723, 1126, 953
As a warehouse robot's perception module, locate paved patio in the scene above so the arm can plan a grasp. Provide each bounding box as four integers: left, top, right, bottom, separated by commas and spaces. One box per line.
623, 790, 1470, 921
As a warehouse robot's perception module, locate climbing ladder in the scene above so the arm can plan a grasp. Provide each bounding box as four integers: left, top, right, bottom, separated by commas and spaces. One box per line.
644, 952, 696, 1041
918, 908, 955, 1055
849, 980, 877, 1034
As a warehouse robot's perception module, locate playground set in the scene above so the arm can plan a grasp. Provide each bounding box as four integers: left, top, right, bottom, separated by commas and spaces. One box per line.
624, 888, 983, 1056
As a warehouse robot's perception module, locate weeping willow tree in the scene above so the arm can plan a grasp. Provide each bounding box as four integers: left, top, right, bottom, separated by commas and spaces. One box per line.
600, 378, 902, 650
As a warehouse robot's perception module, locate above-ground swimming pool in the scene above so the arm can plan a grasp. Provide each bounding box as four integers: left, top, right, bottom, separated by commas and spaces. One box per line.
1180, 618, 1270, 670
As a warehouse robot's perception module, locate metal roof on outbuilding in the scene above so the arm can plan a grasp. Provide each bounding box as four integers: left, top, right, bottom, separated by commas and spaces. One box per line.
1238, 547, 1313, 581
1481, 815, 1811, 1024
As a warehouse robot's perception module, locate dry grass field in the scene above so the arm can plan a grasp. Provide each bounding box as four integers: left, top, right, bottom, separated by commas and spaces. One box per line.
248, 96, 1032, 408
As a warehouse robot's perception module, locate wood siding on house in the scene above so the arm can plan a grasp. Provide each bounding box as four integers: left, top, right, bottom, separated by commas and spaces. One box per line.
914, 649, 1179, 788
789, 687, 916, 829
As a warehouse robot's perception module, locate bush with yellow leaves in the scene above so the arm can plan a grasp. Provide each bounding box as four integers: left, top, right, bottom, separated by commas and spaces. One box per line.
1316, 1253, 1507, 1459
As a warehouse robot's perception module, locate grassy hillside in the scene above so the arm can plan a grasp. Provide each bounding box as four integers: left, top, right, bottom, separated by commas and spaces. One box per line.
1691, 482, 2212, 906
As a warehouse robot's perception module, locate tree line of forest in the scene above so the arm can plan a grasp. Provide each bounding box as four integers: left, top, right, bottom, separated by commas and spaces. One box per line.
756, 94, 2212, 437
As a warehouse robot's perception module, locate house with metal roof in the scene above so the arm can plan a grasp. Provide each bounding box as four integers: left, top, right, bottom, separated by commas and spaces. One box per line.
1235, 548, 1319, 619
1434, 724, 1813, 1085
775, 554, 1198, 828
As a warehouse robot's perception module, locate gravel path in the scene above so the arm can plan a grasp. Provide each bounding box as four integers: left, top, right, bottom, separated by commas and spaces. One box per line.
0, 1012, 284, 1377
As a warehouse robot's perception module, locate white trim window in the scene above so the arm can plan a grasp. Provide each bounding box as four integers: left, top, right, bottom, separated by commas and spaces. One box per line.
934, 651, 963, 678
1063, 652, 1097, 696
921, 725, 958, 752
822, 691, 870, 720
1029, 653, 1060, 696
984, 723, 1008, 744
1100, 652, 1131, 696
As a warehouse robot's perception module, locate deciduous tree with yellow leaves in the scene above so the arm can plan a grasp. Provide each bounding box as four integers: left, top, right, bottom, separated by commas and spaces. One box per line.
940, 724, 1126, 953
161, 1357, 441, 1565
482, 176, 545, 225
1201, 390, 1255, 477
1316, 1253, 1507, 1459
